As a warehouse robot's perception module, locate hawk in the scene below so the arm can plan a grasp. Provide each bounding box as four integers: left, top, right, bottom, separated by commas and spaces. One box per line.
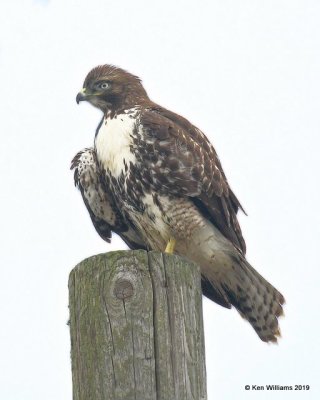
74, 64, 285, 342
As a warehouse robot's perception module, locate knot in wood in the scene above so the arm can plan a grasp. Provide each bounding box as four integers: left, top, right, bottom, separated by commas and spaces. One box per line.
114, 279, 134, 300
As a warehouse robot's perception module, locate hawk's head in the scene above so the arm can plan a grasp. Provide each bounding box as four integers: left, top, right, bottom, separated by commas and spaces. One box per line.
76, 65, 149, 112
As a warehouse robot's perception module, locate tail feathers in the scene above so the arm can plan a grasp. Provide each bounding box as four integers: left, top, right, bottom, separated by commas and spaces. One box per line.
222, 255, 285, 342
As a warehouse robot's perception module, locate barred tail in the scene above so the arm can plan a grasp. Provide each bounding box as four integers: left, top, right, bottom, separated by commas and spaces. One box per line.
221, 255, 285, 342
185, 223, 285, 343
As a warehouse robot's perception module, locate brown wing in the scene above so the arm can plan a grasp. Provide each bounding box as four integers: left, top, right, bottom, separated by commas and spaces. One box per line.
71, 148, 146, 250
137, 106, 246, 254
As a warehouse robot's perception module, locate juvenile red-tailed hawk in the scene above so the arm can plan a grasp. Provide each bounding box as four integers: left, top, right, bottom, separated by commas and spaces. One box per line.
73, 64, 284, 342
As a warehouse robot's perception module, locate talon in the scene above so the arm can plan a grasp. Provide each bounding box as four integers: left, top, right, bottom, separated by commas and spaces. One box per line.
165, 238, 176, 254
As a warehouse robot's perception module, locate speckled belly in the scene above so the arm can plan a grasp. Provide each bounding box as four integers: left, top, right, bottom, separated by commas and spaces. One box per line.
125, 193, 206, 252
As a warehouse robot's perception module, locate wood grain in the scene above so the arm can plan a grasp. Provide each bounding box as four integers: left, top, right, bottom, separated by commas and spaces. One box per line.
69, 250, 207, 400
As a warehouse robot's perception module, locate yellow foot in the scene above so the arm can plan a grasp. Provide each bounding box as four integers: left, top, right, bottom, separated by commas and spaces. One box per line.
165, 238, 176, 254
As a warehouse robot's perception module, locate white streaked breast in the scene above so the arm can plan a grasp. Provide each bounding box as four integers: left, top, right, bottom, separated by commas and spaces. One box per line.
95, 111, 137, 178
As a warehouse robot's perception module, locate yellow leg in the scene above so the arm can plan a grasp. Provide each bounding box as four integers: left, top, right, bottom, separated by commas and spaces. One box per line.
165, 238, 176, 254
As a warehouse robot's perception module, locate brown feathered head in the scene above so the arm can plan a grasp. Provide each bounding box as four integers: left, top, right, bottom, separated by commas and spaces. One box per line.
76, 64, 149, 112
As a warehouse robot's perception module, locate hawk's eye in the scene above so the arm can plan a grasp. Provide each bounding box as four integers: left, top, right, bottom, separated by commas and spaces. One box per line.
98, 82, 110, 90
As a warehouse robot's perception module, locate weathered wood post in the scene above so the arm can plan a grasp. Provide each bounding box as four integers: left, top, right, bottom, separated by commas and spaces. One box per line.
68, 250, 207, 400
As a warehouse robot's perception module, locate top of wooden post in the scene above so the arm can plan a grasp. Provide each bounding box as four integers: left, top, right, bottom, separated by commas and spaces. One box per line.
69, 250, 207, 400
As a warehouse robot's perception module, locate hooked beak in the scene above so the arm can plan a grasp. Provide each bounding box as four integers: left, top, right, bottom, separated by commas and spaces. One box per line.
76, 88, 88, 104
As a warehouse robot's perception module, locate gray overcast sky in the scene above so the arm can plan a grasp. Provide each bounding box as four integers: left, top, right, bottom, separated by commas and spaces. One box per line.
0, 0, 319, 399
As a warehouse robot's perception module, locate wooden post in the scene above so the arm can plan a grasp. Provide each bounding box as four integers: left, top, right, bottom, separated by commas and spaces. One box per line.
68, 250, 207, 400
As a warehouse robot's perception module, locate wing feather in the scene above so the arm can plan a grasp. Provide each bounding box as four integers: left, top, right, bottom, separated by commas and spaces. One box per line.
71, 148, 146, 250
138, 106, 246, 254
